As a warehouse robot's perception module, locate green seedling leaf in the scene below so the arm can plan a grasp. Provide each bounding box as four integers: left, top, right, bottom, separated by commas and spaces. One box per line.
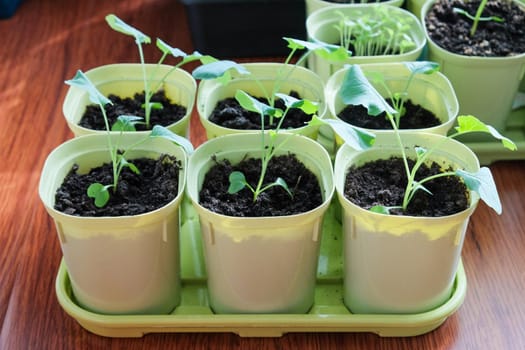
87, 183, 110, 208
403, 61, 440, 75
156, 39, 208, 65
365, 71, 385, 85
455, 115, 517, 150
235, 90, 283, 118
340, 65, 396, 116
309, 116, 375, 150
412, 181, 432, 195
119, 157, 140, 174
105, 14, 151, 44
156, 38, 186, 57
192, 60, 249, 81
65, 70, 112, 106
274, 93, 318, 115
415, 146, 427, 158
111, 115, 144, 132
228, 171, 247, 194
142, 102, 163, 110
456, 167, 502, 214
150, 125, 194, 154
283, 37, 351, 62
273, 177, 293, 198
370, 205, 391, 215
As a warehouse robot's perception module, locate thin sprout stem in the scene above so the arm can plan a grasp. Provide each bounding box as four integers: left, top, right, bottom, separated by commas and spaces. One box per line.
137, 42, 151, 128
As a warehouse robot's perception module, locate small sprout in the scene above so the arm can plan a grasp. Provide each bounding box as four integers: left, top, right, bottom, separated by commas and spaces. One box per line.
65, 71, 194, 208
340, 64, 516, 215
453, 0, 505, 37
104, 14, 211, 128
340, 61, 440, 128
111, 115, 145, 132
87, 183, 111, 208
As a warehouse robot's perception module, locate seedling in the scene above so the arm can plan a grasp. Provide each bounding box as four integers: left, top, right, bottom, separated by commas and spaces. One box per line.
192, 38, 368, 203
334, 7, 416, 57
340, 64, 516, 215
105, 14, 212, 128
65, 70, 194, 208
350, 61, 440, 128
192, 37, 350, 125
225, 90, 374, 202
453, 0, 504, 37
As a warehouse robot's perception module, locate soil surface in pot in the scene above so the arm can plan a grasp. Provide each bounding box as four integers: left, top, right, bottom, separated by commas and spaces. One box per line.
80, 90, 187, 131
344, 157, 469, 216
199, 154, 323, 217
338, 99, 442, 129
54, 155, 180, 217
425, 0, 525, 56
209, 91, 315, 130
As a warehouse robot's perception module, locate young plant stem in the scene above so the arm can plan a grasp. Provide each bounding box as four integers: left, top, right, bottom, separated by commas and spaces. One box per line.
471, 0, 488, 36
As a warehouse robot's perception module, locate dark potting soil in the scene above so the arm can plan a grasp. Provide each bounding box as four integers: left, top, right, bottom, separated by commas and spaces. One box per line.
338, 99, 442, 130
79, 90, 187, 131
208, 91, 314, 130
54, 155, 181, 217
425, 0, 525, 57
344, 157, 469, 217
199, 154, 323, 217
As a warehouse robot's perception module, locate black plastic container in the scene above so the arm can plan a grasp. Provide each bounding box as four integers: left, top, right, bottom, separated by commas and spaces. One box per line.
180, 0, 306, 58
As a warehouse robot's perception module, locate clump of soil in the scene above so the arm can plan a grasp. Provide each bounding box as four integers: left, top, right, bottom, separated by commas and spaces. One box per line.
208, 91, 314, 130
54, 155, 181, 217
80, 90, 187, 131
425, 0, 525, 57
338, 99, 442, 130
344, 157, 469, 217
199, 154, 322, 217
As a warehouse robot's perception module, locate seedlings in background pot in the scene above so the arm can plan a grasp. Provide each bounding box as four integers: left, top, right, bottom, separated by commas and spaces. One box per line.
341, 64, 516, 215
452, 0, 504, 37
334, 7, 416, 56
65, 70, 194, 208
105, 14, 210, 128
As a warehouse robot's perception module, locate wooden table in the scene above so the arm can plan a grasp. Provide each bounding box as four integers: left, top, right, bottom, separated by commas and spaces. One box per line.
1, 0, 524, 348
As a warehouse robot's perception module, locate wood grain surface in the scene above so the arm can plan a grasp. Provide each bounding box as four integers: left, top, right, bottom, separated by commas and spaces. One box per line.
0, 0, 524, 349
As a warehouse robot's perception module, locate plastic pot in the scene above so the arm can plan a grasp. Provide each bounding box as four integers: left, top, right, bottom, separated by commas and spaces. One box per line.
39, 134, 187, 315
305, 0, 404, 16
422, 0, 525, 133
186, 133, 334, 313
334, 132, 480, 314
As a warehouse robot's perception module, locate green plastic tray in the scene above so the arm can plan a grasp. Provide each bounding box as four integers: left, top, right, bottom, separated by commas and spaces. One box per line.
55, 202, 467, 338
